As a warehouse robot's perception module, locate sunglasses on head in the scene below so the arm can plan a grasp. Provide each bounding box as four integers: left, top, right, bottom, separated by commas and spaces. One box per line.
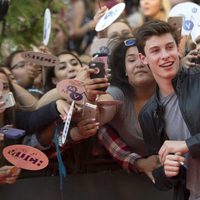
124, 38, 137, 47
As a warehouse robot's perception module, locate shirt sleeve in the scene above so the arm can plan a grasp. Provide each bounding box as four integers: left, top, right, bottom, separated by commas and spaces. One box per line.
106, 86, 125, 101
15, 101, 60, 134
98, 125, 141, 173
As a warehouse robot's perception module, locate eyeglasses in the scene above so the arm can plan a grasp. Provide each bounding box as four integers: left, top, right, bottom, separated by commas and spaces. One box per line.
124, 38, 137, 47
11, 61, 26, 69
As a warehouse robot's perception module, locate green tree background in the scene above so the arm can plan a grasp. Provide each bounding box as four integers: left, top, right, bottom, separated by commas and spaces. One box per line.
0, 0, 65, 63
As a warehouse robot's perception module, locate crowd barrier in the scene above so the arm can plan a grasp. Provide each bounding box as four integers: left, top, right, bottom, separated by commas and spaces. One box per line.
0, 170, 173, 200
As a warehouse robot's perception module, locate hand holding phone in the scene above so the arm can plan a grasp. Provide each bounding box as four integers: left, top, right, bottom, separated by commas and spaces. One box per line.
92, 53, 108, 70
82, 103, 97, 119
0, 92, 15, 109
89, 61, 106, 79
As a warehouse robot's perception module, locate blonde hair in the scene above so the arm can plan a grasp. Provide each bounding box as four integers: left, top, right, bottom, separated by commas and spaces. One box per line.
161, 0, 171, 21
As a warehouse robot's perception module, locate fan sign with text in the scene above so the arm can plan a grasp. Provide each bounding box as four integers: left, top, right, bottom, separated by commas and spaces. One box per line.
169, 2, 200, 36
21, 51, 59, 67
3, 145, 49, 170
95, 3, 125, 32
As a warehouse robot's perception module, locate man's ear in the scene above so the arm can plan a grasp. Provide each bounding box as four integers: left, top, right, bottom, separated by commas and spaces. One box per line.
139, 53, 148, 65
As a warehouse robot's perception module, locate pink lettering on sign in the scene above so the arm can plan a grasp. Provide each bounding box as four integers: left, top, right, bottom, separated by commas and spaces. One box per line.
3, 145, 49, 171
21, 51, 60, 67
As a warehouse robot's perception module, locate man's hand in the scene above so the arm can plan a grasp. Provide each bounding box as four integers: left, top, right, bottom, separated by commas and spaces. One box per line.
159, 140, 188, 164
163, 153, 185, 177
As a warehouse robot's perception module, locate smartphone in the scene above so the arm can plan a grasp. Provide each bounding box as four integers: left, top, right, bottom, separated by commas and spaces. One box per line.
82, 103, 97, 119
92, 53, 109, 70
0, 127, 25, 139
1, 92, 16, 109
89, 61, 106, 79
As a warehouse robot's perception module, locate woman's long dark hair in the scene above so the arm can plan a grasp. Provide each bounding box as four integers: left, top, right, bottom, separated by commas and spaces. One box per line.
108, 37, 136, 98
44, 51, 83, 92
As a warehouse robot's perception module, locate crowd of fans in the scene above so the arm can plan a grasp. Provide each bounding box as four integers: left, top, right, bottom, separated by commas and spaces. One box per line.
1, 0, 200, 200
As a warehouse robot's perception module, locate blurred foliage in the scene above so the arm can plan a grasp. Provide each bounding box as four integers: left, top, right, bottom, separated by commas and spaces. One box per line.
0, 0, 66, 63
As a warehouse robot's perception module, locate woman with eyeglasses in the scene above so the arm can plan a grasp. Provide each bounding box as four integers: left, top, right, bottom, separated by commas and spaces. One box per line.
5, 50, 43, 99
84, 36, 160, 180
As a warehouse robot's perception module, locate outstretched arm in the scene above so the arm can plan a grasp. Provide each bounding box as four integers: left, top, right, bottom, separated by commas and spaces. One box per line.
98, 125, 160, 182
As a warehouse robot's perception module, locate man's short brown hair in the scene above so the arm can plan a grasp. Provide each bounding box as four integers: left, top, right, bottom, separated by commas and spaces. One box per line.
135, 20, 179, 55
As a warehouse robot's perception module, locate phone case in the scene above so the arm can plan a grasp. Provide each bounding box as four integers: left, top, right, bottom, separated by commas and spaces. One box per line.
0, 127, 25, 139
89, 61, 106, 79
92, 53, 108, 70
82, 103, 97, 119
1, 92, 16, 109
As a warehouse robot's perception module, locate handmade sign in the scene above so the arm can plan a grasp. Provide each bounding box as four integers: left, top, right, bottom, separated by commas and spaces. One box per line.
56, 79, 86, 105
95, 2, 125, 32
21, 51, 59, 67
169, 2, 200, 36
43, 8, 51, 46
3, 145, 49, 170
